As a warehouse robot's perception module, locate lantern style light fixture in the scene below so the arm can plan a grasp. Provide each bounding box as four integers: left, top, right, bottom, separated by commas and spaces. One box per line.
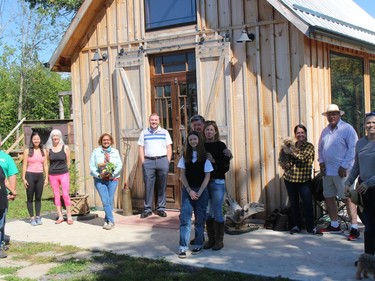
236, 28, 255, 43
91, 49, 108, 62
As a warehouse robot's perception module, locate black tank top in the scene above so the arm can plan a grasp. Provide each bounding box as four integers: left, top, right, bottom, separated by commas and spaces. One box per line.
49, 146, 69, 175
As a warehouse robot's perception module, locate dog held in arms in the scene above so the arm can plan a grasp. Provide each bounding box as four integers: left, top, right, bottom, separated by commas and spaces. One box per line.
356, 253, 375, 280
278, 137, 297, 170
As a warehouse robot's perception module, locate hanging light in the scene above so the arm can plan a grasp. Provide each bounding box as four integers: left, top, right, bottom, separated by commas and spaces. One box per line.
236, 29, 255, 43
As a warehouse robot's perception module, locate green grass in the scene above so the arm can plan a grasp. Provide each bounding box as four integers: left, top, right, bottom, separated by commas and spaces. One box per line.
3, 242, 290, 281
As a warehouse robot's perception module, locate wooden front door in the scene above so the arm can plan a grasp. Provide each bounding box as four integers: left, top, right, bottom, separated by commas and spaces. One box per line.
150, 51, 197, 209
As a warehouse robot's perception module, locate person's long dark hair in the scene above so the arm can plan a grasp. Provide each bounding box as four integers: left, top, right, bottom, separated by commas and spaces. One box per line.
184, 131, 206, 163
28, 132, 45, 157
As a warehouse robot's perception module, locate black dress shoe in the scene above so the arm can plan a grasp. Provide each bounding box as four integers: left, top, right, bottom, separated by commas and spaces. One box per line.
140, 211, 152, 219
157, 210, 167, 217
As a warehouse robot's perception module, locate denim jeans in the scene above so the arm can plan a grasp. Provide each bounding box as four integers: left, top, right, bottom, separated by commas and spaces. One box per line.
284, 179, 314, 232
0, 208, 6, 246
94, 178, 118, 223
207, 179, 225, 222
179, 188, 208, 251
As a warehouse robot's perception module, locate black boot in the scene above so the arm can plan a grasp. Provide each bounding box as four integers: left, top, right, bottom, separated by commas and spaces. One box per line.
364, 231, 375, 255
212, 221, 225, 251
203, 219, 215, 249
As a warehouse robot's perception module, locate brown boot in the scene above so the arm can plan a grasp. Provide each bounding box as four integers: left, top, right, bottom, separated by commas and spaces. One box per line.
203, 219, 215, 249
212, 221, 225, 251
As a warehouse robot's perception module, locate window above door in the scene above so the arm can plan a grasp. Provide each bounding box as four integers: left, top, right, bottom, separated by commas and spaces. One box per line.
144, 0, 197, 31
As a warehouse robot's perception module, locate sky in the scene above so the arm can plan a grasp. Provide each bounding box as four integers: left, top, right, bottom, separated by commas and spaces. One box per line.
0, 0, 375, 63
354, 0, 375, 18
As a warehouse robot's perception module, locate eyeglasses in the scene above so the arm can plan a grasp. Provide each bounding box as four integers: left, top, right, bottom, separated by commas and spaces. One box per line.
365, 112, 375, 117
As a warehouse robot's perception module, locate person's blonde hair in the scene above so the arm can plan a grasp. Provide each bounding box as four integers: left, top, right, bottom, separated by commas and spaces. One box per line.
45, 129, 65, 149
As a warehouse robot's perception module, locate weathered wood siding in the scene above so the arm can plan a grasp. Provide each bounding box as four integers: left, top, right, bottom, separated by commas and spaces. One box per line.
68, 0, 375, 214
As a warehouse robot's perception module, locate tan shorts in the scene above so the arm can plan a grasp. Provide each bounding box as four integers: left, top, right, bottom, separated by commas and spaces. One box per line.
323, 175, 351, 199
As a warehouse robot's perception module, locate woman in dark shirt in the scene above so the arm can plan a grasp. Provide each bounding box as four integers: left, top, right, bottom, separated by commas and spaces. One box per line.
203, 121, 230, 251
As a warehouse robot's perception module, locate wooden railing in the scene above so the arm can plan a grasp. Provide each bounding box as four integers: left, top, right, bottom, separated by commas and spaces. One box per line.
1, 118, 26, 162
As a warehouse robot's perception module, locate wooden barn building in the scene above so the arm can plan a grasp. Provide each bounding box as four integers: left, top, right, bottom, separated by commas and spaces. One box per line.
50, 0, 375, 215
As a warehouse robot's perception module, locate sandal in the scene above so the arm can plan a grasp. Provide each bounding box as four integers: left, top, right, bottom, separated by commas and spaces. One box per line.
55, 217, 64, 224
67, 218, 74, 225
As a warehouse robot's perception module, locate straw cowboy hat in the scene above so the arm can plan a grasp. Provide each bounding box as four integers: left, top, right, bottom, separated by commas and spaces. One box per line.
322, 104, 345, 116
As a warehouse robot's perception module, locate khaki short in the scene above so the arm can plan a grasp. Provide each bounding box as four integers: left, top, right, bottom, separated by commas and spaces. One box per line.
323, 175, 351, 199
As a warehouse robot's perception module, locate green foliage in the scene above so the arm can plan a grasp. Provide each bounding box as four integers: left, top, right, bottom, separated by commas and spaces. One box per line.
69, 160, 80, 195
330, 53, 364, 135
25, 0, 84, 20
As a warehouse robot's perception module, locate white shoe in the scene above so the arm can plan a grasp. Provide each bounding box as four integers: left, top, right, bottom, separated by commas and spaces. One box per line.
104, 222, 115, 230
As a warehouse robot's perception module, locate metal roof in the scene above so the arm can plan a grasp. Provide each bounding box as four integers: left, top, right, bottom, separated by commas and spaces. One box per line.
272, 0, 375, 48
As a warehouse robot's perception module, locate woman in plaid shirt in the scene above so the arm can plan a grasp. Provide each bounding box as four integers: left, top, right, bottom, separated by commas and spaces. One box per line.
282, 125, 323, 236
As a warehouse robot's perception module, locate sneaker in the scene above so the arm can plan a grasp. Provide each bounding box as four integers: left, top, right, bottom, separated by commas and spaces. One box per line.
104, 222, 115, 230
36, 216, 42, 225
178, 250, 186, 259
0, 249, 7, 258
30, 219, 37, 226
290, 226, 300, 235
309, 228, 323, 236
103, 222, 109, 229
320, 224, 342, 233
191, 247, 202, 255
348, 228, 360, 241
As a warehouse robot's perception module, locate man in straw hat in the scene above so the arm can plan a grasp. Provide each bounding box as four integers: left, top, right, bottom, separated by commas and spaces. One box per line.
318, 104, 359, 241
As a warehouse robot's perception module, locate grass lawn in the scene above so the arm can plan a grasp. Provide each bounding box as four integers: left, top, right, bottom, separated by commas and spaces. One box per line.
1, 242, 291, 281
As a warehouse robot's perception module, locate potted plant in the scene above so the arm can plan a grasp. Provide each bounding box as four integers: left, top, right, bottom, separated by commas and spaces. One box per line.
65, 160, 90, 215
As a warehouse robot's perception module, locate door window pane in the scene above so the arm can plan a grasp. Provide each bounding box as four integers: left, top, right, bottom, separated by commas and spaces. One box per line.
330, 53, 364, 136
370, 60, 375, 111
145, 0, 196, 31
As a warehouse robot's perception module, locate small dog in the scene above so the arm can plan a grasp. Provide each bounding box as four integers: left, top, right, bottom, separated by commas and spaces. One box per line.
278, 137, 296, 170
356, 253, 375, 280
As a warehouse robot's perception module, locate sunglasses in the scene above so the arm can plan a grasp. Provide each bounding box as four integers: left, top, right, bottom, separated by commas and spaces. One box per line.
205, 120, 217, 125
365, 112, 375, 117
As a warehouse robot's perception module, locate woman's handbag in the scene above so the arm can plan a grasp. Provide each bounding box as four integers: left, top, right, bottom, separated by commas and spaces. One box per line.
349, 181, 363, 206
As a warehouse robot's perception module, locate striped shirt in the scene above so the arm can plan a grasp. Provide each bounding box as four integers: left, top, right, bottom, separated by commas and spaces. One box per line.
138, 126, 172, 157
283, 141, 314, 183
318, 119, 358, 176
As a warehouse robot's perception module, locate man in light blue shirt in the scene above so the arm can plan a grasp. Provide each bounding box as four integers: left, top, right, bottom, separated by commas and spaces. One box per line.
138, 113, 172, 219
318, 104, 359, 240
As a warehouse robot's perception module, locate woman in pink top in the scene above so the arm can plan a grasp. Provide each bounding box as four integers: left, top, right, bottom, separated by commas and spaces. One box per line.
22, 132, 48, 226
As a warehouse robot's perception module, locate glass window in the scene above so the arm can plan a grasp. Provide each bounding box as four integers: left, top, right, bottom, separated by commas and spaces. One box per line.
370, 60, 375, 111
153, 52, 194, 74
330, 52, 364, 136
145, 0, 196, 31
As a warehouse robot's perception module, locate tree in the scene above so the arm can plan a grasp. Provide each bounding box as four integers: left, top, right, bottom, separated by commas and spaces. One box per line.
25, 0, 83, 18
0, 1, 72, 147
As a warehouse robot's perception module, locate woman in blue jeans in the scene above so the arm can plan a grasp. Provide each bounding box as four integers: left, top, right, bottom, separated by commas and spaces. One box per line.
177, 131, 213, 258
89, 133, 123, 230
281, 125, 322, 235
203, 121, 230, 250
